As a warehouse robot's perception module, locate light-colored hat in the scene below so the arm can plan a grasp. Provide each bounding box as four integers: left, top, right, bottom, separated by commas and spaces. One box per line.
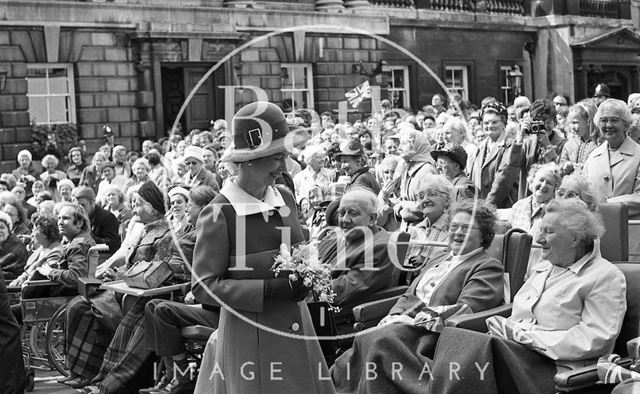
628, 93, 640, 111
183, 146, 204, 163
168, 186, 189, 201
224, 101, 308, 163
17, 150, 32, 162
0, 211, 12, 230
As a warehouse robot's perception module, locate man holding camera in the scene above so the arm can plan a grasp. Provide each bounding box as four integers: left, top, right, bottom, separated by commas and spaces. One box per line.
515, 99, 566, 199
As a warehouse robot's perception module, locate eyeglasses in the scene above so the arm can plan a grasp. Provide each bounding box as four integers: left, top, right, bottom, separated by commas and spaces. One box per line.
599, 117, 622, 125
185, 161, 199, 166
556, 189, 579, 199
553, 101, 568, 106
417, 189, 445, 199
448, 223, 479, 233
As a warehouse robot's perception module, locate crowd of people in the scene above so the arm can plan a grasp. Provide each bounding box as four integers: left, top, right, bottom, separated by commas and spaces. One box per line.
0, 82, 637, 394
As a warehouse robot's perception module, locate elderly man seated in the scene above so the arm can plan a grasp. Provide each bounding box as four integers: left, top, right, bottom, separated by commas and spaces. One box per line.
319, 187, 399, 320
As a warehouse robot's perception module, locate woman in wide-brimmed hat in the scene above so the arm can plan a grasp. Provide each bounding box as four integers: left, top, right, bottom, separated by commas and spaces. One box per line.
192, 101, 335, 394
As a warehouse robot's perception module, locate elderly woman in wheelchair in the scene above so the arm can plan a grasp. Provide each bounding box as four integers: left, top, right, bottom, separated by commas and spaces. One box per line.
331, 199, 505, 394
427, 199, 627, 394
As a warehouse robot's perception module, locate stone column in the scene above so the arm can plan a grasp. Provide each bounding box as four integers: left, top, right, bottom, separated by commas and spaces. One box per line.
316, 0, 345, 11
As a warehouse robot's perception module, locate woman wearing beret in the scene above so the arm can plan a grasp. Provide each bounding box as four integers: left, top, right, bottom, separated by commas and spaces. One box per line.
183, 145, 220, 191
192, 101, 334, 393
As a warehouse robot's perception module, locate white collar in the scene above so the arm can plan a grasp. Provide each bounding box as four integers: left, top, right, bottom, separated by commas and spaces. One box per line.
220, 179, 286, 216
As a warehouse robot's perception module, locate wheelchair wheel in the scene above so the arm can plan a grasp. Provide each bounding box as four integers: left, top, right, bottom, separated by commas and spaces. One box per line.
28, 321, 48, 362
45, 304, 69, 377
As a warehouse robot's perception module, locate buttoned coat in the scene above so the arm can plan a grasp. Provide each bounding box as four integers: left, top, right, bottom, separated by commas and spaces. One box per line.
192, 181, 334, 394
469, 137, 523, 208
583, 136, 640, 217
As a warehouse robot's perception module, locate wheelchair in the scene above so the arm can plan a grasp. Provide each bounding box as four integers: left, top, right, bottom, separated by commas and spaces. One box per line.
8, 244, 109, 391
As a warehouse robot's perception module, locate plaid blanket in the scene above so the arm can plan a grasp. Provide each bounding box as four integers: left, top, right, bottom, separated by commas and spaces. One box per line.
65, 295, 116, 379
95, 297, 153, 394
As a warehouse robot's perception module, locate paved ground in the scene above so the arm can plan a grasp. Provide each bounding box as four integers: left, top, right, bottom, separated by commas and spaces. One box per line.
30, 369, 79, 393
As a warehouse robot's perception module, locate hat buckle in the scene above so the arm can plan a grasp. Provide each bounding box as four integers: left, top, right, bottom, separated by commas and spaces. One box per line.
245, 128, 263, 150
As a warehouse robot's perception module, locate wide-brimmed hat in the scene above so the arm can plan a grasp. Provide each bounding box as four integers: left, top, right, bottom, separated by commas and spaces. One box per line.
334, 141, 365, 160
431, 143, 468, 169
224, 101, 308, 163
100, 161, 116, 173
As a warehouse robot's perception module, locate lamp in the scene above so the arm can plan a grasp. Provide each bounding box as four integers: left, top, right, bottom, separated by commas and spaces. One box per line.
0, 66, 7, 92
352, 60, 388, 78
508, 65, 523, 98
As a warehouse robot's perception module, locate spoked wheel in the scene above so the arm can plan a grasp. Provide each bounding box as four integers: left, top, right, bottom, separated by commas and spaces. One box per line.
45, 304, 69, 377
28, 321, 48, 362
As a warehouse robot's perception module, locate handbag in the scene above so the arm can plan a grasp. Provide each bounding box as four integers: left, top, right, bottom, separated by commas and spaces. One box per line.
123, 260, 173, 289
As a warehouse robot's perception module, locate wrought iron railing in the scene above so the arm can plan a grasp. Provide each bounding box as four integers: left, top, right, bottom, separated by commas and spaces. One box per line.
578, 0, 628, 19
369, 0, 526, 14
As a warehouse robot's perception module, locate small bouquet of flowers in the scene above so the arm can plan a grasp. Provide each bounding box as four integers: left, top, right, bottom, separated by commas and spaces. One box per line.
272, 242, 340, 313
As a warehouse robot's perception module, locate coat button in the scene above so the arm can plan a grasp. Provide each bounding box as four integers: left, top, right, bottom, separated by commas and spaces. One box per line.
604, 176, 610, 181
291, 323, 300, 332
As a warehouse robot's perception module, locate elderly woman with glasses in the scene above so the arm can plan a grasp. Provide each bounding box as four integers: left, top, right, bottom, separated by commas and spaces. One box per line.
332, 199, 504, 394
428, 199, 626, 394
402, 173, 453, 270
583, 98, 640, 256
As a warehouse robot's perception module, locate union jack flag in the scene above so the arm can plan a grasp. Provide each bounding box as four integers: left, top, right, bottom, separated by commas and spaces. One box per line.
344, 81, 371, 109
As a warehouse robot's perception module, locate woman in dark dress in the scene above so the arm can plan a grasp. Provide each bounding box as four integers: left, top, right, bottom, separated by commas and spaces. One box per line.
191, 101, 334, 394
0, 266, 25, 393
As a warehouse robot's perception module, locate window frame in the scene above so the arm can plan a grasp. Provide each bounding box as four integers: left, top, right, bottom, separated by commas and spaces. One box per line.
280, 63, 314, 112
443, 65, 469, 101
26, 63, 77, 125
381, 65, 411, 109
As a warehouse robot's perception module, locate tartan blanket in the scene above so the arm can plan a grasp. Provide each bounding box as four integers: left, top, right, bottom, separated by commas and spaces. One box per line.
95, 297, 153, 394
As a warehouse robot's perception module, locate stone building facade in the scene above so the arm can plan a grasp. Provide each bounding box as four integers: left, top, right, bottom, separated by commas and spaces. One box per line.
0, 0, 638, 172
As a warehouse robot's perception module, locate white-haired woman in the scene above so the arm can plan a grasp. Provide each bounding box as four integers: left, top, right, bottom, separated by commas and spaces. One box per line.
39, 154, 67, 202
402, 173, 452, 270
583, 98, 640, 257
12, 150, 39, 199
123, 157, 151, 196
509, 163, 561, 236
443, 117, 478, 172
429, 199, 626, 394
293, 145, 333, 209
103, 185, 133, 238
555, 172, 599, 212
57, 179, 75, 203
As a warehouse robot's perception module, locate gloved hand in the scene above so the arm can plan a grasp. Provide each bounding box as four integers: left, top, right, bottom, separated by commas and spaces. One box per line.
264, 277, 309, 301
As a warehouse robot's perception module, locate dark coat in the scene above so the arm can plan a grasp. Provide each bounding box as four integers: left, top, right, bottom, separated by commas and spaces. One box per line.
0, 234, 29, 280
347, 167, 380, 194
320, 226, 399, 311
48, 232, 96, 294
79, 165, 100, 193
0, 268, 25, 393
90, 205, 121, 253
192, 183, 333, 394
189, 167, 219, 191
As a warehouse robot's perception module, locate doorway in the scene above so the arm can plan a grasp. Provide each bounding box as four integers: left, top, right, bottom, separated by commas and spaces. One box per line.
161, 64, 226, 133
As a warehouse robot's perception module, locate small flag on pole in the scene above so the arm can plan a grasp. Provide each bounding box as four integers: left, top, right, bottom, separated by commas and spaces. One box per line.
344, 81, 371, 109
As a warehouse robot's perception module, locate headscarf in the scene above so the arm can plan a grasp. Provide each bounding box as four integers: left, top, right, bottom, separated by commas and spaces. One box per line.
398, 128, 433, 164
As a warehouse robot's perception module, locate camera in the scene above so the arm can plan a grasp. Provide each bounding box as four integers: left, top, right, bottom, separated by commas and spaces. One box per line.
522, 120, 546, 135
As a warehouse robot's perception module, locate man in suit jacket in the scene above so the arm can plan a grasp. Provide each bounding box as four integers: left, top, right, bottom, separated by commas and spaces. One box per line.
319, 188, 398, 316
469, 102, 523, 208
